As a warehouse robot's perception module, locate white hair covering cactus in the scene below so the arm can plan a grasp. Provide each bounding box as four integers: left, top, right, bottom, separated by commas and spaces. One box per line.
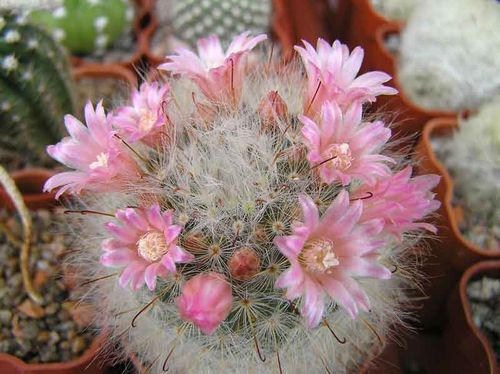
370, 0, 419, 21
398, 0, 500, 111
44, 33, 440, 373
437, 97, 500, 249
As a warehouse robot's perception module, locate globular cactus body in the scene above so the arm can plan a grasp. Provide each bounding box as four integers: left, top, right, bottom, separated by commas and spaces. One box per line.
30, 0, 134, 55
0, 12, 73, 165
399, 0, 500, 111
44, 33, 441, 373
370, 0, 418, 21
438, 97, 500, 249
168, 0, 272, 48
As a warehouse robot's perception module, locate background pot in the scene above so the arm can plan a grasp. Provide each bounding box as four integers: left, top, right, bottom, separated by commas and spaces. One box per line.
0, 335, 106, 374
371, 24, 455, 139
437, 261, 500, 374
413, 118, 500, 328
0, 185, 106, 373
341, 0, 401, 73
0, 169, 56, 211
73, 64, 138, 116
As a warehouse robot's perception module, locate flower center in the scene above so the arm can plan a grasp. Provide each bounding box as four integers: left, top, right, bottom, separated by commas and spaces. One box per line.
139, 109, 157, 132
323, 143, 353, 171
300, 239, 340, 274
137, 231, 168, 262
89, 152, 109, 170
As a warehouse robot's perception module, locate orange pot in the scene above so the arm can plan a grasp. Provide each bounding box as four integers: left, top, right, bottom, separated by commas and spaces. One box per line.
143, 0, 330, 67
73, 64, 138, 88
0, 169, 56, 211
0, 335, 106, 374
413, 118, 500, 328
0, 188, 107, 373
370, 24, 455, 139
437, 261, 500, 374
70, 0, 151, 70
341, 0, 401, 73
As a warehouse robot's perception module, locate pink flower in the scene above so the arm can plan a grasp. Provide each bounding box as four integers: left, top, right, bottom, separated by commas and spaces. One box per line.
299, 101, 394, 186
295, 39, 397, 114
175, 272, 233, 335
353, 166, 441, 237
159, 32, 267, 103
100, 204, 194, 291
113, 82, 171, 146
274, 191, 391, 328
44, 101, 140, 198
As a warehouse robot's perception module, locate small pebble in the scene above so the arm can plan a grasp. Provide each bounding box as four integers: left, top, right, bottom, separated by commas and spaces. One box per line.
0, 209, 93, 363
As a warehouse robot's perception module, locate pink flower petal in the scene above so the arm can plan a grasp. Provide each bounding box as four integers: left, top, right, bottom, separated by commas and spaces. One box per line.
144, 263, 161, 290
100, 250, 137, 267
298, 195, 319, 231
301, 279, 325, 328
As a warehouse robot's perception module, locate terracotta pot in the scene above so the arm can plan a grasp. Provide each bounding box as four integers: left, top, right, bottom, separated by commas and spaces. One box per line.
413, 118, 500, 328
0, 193, 107, 373
70, 0, 151, 70
143, 0, 330, 67
416, 118, 500, 266
73, 64, 138, 88
0, 169, 56, 211
341, 0, 401, 73
370, 24, 455, 139
437, 261, 500, 374
0, 335, 106, 374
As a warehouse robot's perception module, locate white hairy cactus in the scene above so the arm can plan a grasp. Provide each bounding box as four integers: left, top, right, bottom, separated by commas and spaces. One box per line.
437, 96, 500, 249
44, 34, 440, 373
370, 0, 419, 21
399, 0, 500, 111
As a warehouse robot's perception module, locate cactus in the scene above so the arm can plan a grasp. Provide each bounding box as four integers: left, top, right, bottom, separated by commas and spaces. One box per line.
0, 11, 74, 167
29, 0, 134, 55
370, 0, 418, 21
399, 0, 500, 111
436, 97, 500, 249
44, 34, 440, 373
162, 0, 272, 49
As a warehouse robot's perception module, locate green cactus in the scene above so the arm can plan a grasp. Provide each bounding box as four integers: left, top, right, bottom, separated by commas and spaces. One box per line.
29, 0, 134, 55
0, 11, 74, 167
169, 0, 272, 48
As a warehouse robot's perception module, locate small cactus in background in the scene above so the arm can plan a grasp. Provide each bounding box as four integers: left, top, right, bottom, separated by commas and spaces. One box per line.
0, 11, 74, 167
370, 0, 418, 21
399, 0, 500, 111
162, 0, 272, 48
44, 33, 441, 373
29, 0, 134, 55
437, 97, 500, 249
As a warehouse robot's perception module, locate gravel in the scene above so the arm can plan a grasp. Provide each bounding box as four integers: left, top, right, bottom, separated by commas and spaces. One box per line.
0, 208, 95, 364
467, 276, 500, 364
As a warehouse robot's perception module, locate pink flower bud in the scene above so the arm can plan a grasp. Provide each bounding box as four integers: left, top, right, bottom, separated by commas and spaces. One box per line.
175, 272, 232, 335
228, 247, 260, 281
257, 91, 288, 130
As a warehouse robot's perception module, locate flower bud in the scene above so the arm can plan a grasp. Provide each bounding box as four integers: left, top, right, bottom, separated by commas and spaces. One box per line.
228, 248, 261, 281
258, 91, 288, 131
175, 272, 232, 335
